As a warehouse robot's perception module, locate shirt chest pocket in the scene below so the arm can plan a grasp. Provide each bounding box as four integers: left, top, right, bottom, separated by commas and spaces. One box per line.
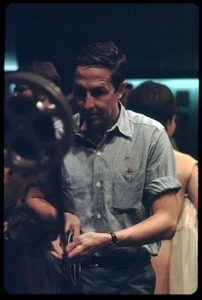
109, 170, 145, 211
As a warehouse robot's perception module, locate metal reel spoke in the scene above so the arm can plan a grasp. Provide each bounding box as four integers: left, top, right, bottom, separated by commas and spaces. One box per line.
4, 71, 74, 175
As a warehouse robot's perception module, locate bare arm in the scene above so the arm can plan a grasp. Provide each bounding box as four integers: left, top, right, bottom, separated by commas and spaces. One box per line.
187, 163, 198, 213
66, 192, 178, 260
115, 192, 178, 245
25, 185, 58, 223
4, 167, 37, 209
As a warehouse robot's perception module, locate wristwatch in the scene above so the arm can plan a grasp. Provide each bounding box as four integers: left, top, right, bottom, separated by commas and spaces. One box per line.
106, 231, 118, 245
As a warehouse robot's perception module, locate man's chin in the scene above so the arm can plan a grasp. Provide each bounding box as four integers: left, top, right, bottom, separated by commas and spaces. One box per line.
86, 119, 101, 128
83, 114, 100, 123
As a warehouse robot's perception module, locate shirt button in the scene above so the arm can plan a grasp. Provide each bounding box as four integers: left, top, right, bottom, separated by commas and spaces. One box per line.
96, 151, 101, 156
95, 181, 101, 188
97, 213, 102, 219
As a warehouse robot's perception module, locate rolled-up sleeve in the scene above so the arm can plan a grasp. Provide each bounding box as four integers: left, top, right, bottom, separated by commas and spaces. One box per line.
144, 176, 182, 204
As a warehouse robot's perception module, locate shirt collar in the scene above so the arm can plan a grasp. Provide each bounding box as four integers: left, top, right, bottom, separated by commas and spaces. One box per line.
108, 101, 132, 138
73, 101, 132, 139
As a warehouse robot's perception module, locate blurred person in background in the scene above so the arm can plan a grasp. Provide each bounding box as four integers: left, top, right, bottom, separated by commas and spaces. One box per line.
4, 61, 64, 294
127, 80, 198, 294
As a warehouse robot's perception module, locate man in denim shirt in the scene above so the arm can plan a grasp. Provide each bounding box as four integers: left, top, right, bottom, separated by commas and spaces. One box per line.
50, 40, 181, 294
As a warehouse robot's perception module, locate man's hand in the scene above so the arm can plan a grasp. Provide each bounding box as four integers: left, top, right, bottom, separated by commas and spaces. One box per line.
63, 212, 81, 239
50, 212, 81, 260
50, 234, 64, 260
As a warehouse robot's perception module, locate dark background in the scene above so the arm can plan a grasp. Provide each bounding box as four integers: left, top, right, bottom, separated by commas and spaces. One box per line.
4, 3, 199, 158
5, 3, 199, 91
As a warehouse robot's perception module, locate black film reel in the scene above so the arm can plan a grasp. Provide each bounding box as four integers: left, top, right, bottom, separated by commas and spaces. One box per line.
4, 71, 74, 175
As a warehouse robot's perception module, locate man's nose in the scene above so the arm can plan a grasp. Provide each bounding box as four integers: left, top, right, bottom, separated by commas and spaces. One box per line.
83, 93, 95, 109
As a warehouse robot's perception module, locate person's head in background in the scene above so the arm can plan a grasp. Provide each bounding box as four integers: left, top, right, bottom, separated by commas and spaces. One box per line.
126, 80, 178, 139
13, 61, 62, 106
17, 61, 62, 87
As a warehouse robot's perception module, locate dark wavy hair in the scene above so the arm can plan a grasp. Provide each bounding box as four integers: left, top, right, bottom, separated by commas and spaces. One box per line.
127, 80, 177, 126
19, 61, 62, 88
73, 40, 128, 90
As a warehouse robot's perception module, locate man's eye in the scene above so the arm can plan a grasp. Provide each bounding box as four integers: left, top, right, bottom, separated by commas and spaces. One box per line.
91, 89, 106, 97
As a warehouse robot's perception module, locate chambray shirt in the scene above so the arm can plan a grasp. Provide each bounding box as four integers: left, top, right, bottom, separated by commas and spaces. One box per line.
58, 103, 181, 257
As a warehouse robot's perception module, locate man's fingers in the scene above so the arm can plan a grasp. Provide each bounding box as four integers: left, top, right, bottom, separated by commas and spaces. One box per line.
51, 241, 64, 254
49, 250, 63, 260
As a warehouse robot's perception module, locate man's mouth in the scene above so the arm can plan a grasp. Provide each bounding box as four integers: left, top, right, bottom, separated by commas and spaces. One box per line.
82, 113, 99, 120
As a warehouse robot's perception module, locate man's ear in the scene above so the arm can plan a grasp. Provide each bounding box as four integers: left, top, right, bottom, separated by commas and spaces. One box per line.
116, 81, 127, 100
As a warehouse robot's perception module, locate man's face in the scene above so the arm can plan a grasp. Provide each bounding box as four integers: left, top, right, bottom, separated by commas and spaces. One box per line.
73, 66, 122, 131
